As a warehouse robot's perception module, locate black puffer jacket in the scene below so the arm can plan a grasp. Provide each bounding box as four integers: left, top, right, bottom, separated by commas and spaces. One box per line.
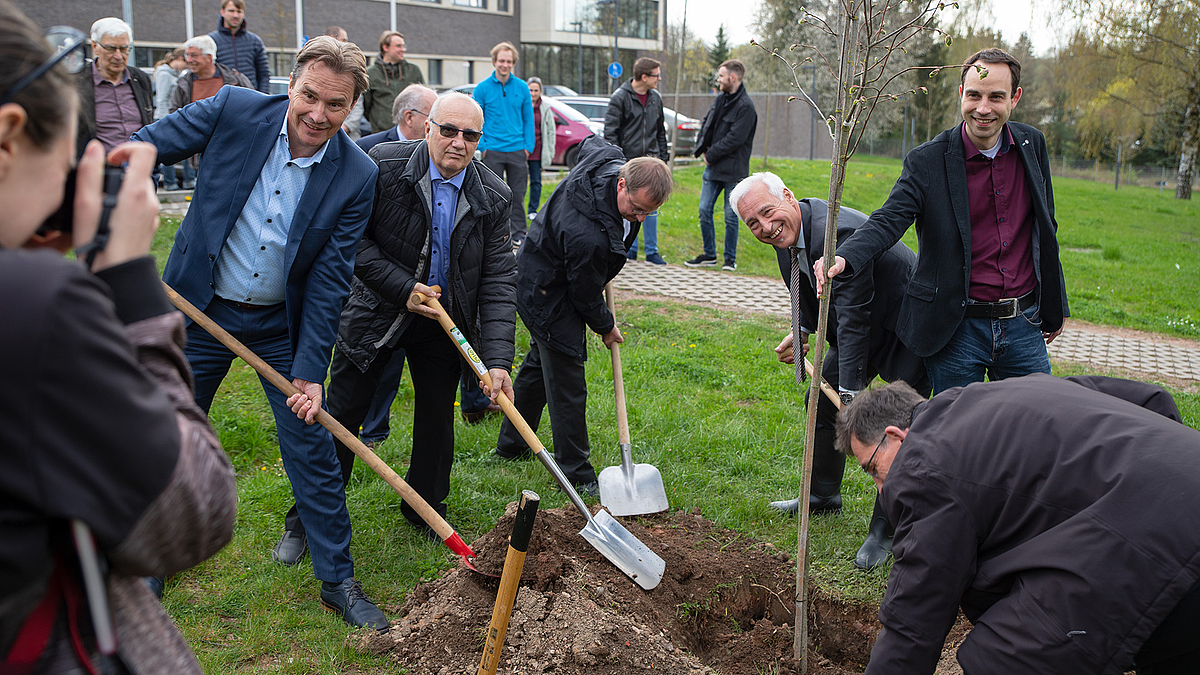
334, 139, 517, 372
516, 136, 636, 360
604, 81, 669, 161
693, 83, 757, 182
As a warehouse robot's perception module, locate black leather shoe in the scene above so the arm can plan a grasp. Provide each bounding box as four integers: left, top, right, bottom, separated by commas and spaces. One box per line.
320, 578, 389, 631
493, 446, 532, 460
271, 530, 308, 566
854, 498, 894, 571
574, 480, 599, 499
766, 494, 843, 516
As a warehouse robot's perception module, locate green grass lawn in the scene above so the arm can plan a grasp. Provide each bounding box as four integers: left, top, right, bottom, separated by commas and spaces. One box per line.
151, 156, 1200, 672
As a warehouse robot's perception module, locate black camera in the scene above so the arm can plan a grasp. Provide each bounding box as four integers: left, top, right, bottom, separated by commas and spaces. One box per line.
38, 164, 125, 235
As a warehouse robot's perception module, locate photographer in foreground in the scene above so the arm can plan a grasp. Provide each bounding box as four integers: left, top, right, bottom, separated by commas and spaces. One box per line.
0, 3, 237, 672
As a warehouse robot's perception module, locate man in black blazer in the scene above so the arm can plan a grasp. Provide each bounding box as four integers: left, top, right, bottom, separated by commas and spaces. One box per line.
734, 172, 929, 570
819, 48, 1068, 394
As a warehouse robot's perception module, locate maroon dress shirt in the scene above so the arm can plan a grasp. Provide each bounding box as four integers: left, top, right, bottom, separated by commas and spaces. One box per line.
92, 63, 144, 152
961, 123, 1036, 302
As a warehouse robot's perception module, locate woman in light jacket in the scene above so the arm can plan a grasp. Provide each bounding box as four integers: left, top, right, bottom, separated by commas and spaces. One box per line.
527, 77, 557, 218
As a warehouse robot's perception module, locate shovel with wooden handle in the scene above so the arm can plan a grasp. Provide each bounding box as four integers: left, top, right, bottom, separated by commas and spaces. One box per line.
413, 289, 665, 590
162, 282, 478, 568
477, 490, 540, 675
598, 283, 668, 516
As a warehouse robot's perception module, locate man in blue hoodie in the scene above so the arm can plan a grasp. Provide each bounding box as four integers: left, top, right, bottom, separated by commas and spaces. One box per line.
473, 41, 534, 246
209, 0, 270, 94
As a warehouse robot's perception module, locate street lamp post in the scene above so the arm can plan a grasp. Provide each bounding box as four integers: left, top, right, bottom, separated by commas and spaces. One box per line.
597, 0, 619, 92
570, 20, 583, 93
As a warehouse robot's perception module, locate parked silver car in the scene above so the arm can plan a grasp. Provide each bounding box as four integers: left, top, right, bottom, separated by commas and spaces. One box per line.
553, 95, 700, 158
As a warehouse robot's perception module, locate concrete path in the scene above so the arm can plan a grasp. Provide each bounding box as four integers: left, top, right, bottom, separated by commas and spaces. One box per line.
614, 261, 1200, 384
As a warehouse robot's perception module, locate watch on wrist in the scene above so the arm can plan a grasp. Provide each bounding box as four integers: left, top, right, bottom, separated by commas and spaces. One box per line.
839, 391, 856, 406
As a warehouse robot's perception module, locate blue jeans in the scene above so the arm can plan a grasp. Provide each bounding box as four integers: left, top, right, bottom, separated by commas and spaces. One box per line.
626, 212, 658, 257
186, 298, 354, 582
527, 159, 542, 213
160, 161, 195, 189
698, 170, 739, 261
924, 299, 1051, 394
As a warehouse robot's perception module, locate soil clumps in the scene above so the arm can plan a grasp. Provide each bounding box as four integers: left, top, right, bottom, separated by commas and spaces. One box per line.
356, 503, 965, 674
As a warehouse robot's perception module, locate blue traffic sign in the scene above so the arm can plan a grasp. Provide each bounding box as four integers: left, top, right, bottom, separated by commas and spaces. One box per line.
607, 62, 623, 79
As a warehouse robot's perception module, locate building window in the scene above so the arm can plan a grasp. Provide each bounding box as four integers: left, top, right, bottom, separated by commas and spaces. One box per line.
498, 0, 508, 10
467, 60, 475, 83
428, 59, 443, 85
555, 0, 658, 40
453, 0, 486, 8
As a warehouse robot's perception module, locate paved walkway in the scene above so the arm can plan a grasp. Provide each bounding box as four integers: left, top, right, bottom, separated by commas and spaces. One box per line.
614, 261, 1200, 383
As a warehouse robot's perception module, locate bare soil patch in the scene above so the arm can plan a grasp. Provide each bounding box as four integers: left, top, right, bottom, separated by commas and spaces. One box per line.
356, 503, 969, 674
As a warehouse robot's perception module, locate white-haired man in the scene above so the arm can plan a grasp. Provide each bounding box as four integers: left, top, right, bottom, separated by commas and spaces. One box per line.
76, 18, 154, 153
168, 34, 252, 114
733, 171, 928, 570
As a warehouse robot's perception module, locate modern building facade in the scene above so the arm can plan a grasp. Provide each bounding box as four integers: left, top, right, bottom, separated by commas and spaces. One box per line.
16, 0, 519, 88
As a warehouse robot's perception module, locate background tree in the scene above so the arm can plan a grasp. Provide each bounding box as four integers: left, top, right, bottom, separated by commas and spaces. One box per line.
706, 25, 731, 88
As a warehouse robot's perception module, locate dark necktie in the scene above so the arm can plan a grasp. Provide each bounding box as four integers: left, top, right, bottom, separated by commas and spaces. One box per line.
789, 248, 806, 385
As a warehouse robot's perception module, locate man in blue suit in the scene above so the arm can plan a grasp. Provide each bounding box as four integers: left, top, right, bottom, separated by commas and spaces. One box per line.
133, 36, 387, 630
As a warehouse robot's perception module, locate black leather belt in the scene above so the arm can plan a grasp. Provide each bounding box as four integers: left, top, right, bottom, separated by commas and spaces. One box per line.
217, 297, 281, 311
963, 291, 1036, 319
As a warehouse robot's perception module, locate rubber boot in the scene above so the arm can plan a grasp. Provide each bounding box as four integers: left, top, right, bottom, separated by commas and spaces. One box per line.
767, 429, 844, 516
854, 495, 894, 570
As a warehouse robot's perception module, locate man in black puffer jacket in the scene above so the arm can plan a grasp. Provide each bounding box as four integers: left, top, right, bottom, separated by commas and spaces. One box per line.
324, 92, 516, 536
493, 136, 672, 495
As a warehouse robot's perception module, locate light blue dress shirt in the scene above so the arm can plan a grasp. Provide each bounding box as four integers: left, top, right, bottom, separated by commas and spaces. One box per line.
213, 118, 329, 305
426, 158, 466, 292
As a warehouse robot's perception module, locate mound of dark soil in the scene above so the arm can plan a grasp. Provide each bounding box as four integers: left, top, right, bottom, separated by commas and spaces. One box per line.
355, 503, 966, 674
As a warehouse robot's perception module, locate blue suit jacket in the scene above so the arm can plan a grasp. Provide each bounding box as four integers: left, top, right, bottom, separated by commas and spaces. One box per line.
356, 126, 400, 153
133, 86, 378, 383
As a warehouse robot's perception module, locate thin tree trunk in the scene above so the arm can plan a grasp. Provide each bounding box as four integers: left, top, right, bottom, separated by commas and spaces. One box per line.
1176, 93, 1197, 200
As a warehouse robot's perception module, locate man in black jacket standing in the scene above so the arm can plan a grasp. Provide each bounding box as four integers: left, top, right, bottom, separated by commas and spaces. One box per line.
686, 59, 757, 271
817, 49, 1068, 394
319, 92, 517, 538
605, 57, 670, 265
840, 375, 1200, 675
493, 136, 672, 495
734, 172, 928, 569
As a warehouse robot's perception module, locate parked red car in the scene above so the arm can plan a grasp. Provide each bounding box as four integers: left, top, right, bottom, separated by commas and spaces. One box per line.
450, 85, 602, 167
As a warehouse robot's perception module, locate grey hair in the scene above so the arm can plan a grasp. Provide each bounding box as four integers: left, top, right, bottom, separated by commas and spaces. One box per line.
730, 172, 786, 219
184, 35, 217, 57
391, 84, 436, 125
835, 382, 925, 456
429, 91, 483, 128
91, 17, 132, 43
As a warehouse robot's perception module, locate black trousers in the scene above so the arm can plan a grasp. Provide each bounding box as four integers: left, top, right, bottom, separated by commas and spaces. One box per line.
286, 317, 461, 532
482, 149, 529, 242
496, 337, 596, 485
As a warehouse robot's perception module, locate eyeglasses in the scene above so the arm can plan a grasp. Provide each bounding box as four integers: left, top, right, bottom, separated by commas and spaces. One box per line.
629, 207, 659, 217
429, 119, 481, 143
406, 108, 428, 118
861, 434, 887, 477
0, 26, 88, 106
95, 42, 132, 54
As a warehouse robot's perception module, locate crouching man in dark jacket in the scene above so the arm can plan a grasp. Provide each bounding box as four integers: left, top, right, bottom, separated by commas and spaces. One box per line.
324, 92, 517, 537
493, 136, 672, 495
839, 374, 1200, 675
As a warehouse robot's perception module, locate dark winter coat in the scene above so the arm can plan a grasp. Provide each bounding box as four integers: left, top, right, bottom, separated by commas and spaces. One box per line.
604, 81, 669, 161
209, 17, 271, 93
836, 122, 1069, 357
75, 63, 154, 157
868, 374, 1200, 675
516, 135, 637, 360
773, 199, 921, 392
334, 139, 517, 373
693, 83, 757, 182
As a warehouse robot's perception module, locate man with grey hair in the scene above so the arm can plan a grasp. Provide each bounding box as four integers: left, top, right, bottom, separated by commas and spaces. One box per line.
169, 34, 252, 114
76, 17, 153, 153
356, 83, 436, 152
734, 171, 927, 570
322, 91, 517, 543
838, 375, 1200, 674
134, 36, 387, 630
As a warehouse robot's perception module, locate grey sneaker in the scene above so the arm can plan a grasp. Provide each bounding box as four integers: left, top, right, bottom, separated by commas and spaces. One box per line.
722, 259, 737, 271
685, 253, 717, 267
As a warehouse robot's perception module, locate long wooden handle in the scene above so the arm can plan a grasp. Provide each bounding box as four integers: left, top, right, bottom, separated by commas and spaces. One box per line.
162, 283, 474, 560
802, 356, 843, 410
478, 490, 540, 675
604, 283, 631, 445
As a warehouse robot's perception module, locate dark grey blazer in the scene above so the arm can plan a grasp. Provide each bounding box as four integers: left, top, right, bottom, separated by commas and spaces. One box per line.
837, 122, 1069, 357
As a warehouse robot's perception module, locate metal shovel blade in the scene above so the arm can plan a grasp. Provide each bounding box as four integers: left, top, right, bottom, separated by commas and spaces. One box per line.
579, 508, 665, 590
599, 443, 669, 517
